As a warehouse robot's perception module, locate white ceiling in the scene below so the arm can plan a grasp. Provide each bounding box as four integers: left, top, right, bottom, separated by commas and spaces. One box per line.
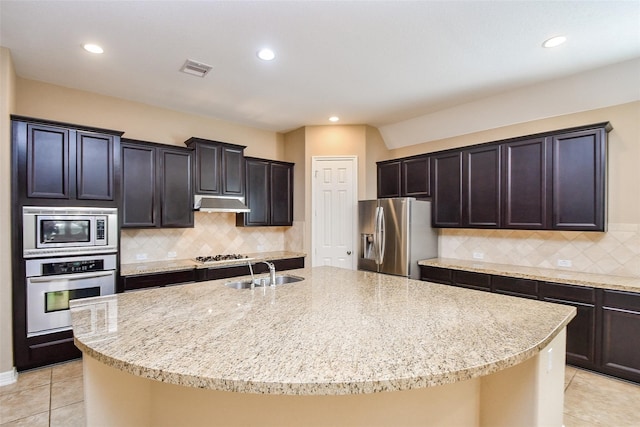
1, 1, 639, 139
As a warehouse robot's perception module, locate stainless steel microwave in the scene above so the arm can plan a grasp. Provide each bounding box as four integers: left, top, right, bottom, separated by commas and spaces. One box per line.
23, 206, 118, 258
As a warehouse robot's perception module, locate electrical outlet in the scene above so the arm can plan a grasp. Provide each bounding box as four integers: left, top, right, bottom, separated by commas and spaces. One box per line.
136, 253, 147, 261
167, 251, 177, 258
557, 259, 572, 267
472, 252, 484, 260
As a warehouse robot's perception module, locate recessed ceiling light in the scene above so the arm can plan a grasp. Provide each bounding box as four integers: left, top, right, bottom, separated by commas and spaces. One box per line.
329, 116, 340, 122
83, 43, 104, 54
542, 36, 567, 48
257, 48, 275, 61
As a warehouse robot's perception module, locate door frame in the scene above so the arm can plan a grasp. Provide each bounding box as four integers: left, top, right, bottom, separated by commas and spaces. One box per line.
311, 156, 358, 269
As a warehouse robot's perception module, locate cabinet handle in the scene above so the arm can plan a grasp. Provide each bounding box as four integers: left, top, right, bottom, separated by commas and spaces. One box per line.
347, 251, 352, 255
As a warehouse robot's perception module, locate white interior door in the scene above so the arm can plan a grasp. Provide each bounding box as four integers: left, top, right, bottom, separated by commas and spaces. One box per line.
312, 157, 357, 269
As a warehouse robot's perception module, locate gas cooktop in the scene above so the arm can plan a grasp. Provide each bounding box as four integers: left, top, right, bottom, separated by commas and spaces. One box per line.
194, 254, 250, 264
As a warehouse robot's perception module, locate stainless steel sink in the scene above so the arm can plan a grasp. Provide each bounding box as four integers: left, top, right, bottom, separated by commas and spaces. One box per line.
225, 275, 304, 289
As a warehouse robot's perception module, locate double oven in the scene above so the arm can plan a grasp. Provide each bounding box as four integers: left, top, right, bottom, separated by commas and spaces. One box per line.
22, 206, 118, 337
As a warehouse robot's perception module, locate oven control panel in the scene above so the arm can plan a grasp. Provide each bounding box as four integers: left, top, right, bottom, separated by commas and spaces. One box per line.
42, 259, 105, 276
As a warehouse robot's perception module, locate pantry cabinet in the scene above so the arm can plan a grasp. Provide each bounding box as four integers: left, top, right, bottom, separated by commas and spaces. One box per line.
121, 139, 193, 228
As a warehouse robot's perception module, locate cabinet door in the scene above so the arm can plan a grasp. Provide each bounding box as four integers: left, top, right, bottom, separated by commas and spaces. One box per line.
540, 282, 597, 369
377, 160, 401, 198
431, 152, 463, 227
244, 159, 270, 226
270, 162, 293, 225
159, 147, 193, 228
221, 145, 245, 197
194, 142, 220, 194
76, 131, 114, 200
464, 145, 501, 228
503, 137, 551, 229
551, 128, 606, 231
402, 156, 430, 198
453, 270, 491, 292
601, 290, 640, 383
26, 123, 70, 199
121, 143, 157, 227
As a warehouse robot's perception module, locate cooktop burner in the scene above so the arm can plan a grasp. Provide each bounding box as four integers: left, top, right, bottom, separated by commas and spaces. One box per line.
194, 254, 249, 263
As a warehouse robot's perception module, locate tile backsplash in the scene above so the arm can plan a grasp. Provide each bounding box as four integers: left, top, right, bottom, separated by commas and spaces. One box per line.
439, 223, 640, 278
120, 212, 305, 264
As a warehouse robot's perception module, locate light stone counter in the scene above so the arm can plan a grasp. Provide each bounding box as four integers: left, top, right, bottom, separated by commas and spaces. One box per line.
120, 251, 306, 276
72, 266, 573, 394
70, 266, 575, 426
419, 257, 640, 293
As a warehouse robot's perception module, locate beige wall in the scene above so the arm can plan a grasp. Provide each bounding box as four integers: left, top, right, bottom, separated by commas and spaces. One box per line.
1, 47, 17, 376
15, 78, 284, 159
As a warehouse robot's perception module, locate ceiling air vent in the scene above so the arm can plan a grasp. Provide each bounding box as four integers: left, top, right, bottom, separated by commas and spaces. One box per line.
180, 59, 213, 78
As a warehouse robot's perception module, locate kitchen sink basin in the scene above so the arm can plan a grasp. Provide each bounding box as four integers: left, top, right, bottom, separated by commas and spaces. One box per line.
225, 275, 304, 289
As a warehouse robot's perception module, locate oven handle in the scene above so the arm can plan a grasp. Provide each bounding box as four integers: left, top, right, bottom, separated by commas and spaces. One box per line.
28, 271, 115, 283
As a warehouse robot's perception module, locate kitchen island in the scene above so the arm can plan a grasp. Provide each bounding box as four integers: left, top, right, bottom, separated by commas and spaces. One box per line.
70, 266, 575, 426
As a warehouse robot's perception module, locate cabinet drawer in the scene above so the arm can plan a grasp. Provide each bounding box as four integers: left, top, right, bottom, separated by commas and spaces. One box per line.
492, 275, 538, 299
603, 290, 640, 311
454, 270, 491, 291
123, 269, 196, 291
419, 266, 453, 285
540, 282, 595, 304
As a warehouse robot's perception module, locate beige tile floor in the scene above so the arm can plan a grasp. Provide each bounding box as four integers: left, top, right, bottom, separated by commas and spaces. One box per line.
1, 360, 639, 426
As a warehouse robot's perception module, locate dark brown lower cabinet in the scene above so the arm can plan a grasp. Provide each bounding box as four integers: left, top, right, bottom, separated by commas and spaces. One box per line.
452, 270, 491, 292
600, 290, 640, 383
540, 281, 597, 370
492, 275, 538, 299
122, 257, 306, 291
196, 257, 305, 281
418, 265, 639, 384
121, 269, 196, 292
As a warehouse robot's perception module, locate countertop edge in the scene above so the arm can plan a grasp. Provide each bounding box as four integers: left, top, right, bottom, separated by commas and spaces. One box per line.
418, 258, 640, 293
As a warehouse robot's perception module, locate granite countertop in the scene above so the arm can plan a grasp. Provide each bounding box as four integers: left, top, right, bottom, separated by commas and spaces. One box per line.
120, 251, 307, 276
70, 266, 575, 396
418, 258, 640, 293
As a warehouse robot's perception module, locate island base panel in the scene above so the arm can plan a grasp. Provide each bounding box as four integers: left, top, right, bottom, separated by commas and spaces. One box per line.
82, 330, 565, 427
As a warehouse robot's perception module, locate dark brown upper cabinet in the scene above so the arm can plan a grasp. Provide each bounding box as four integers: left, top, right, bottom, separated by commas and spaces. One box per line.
412, 122, 610, 231
377, 155, 431, 199
185, 137, 245, 198
464, 145, 501, 228
551, 127, 607, 231
121, 139, 193, 228
502, 137, 551, 229
377, 160, 401, 198
236, 157, 294, 227
13, 117, 121, 204
431, 151, 463, 227
402, 155, 431, 198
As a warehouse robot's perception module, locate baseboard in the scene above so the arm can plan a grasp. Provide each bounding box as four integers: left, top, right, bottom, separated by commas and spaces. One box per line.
0, 367, 18, 386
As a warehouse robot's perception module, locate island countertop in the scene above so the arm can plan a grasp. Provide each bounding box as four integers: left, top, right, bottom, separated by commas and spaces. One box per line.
70, 266, 575, 396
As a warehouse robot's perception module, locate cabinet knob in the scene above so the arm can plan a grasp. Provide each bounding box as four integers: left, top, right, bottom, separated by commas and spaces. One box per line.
347, 251, 352, 255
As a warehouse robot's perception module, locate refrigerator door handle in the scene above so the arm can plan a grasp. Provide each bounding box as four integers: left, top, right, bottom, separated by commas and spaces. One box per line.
376, 206, 385, 265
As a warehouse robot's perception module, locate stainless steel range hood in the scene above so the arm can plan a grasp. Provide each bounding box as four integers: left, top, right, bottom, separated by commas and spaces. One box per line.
194, 195, 250, 213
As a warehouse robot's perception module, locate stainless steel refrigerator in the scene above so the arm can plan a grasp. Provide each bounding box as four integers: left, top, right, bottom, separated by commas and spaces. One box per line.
358, 198, 437, 279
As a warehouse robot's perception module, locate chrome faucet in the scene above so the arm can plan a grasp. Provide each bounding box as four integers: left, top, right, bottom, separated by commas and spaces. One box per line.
259, 261, 276, 286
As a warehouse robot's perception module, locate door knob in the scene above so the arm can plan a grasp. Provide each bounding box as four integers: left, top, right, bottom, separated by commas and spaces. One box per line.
347, 251, 352, 255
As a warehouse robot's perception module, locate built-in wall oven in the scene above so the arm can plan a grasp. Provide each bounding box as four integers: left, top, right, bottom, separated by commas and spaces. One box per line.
26, 254, 117, 337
